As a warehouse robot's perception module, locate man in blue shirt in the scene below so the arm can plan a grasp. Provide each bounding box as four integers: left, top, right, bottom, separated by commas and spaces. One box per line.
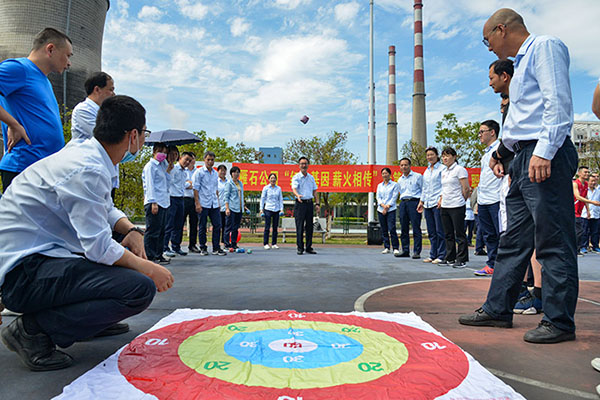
0, 28, 73, 191
0, 96, 173, 371
397, 158, 423, 258
291, 157, 320, 255
460, 8, 579, 344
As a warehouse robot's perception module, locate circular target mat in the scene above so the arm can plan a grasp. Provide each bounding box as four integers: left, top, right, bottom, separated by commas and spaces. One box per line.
118, 311, 469, 399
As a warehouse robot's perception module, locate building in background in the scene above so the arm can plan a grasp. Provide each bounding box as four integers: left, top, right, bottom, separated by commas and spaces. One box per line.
259, 147, 283, 164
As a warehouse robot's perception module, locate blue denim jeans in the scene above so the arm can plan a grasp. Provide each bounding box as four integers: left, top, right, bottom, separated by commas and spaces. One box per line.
478, 202, 500, 267
424, 206, 446, 260
224, 211, 243, 248
263, 210, 280, 245
378, 209, 399, 250
482, 139, 578, 332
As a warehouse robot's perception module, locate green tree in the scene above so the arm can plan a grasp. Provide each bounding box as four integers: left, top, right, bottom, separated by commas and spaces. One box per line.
178, 131, 259, 163
283, 131, 358, 231
399, 140, 428, 166
114, 149, 152, 221
434, 113, 485, 167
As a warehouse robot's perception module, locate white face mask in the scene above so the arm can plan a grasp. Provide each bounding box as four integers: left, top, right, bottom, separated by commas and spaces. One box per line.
120, 132, 140, 164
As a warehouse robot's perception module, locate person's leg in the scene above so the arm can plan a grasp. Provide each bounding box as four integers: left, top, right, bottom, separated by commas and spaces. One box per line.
144, 203, 160, 261
171, 198, 185, 252
378, 211, 390, 250
440, 208, 456, 262
1, 254, 156, 348
408, 200, 422, 255
398, 201, 410, 253
450, 206, 468, 263
465, 220, 473, 245
163, 201, 176, 252
220, 211, 227, 245
475, 214, 485, 253
424, 208, 437, 259
590, 218, 600, 250
294, 202, 305, 251
156, 206, 168, 256
224, 213, 233, 248
198, 208, 209, 250
388, 209, 400, 250
208, 208, 222, 251
272, 212, 280, 245
0, 170, 19, 193
183, 198, 196, 248
231, 212, 242, 248
433, 207, 446, 260
575, 217, 585, 252
305, 201, 315, 250
581, 217, 589, 251
479, 202, 500, 267
264, 211, 272, 246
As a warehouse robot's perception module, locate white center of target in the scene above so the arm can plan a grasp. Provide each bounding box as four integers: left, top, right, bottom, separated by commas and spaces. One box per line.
268, 339, 318, 353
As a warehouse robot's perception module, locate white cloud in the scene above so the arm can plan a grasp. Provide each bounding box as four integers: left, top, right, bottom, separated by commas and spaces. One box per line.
176, 0, 209, 20
160, 102, 190, 129
230, 17, 251, 37
575, 112, 595, 121
138, 6, 163, 21
273, 0, 311, 10
117, 0, 129, 17
334, 2, 360, 24
230, 123, 280, 143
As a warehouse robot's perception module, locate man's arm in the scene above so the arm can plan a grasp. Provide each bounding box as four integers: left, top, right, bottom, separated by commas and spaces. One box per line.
0, 105, 30, 152
593, 82, 600, 120
70, 103, 96, 141
573, 181, 600, 206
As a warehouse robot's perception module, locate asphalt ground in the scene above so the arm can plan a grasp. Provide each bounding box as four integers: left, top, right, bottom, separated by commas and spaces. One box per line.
1, 243, 598, 399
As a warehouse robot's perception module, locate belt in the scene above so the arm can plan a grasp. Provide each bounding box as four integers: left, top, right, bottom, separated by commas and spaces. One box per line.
513, 140, 537, 153
401, 197, 419, 202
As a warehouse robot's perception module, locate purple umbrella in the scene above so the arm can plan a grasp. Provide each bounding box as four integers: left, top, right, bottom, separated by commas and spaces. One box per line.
145, 129, 202, 146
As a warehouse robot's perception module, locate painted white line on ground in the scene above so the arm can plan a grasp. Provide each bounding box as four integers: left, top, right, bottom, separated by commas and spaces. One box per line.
579, 297, 600, 307
488, 368, 599, 399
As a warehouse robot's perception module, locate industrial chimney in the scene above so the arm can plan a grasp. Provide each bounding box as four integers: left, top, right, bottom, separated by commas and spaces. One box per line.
386, 45, 398, 165
412, 0, 427, 148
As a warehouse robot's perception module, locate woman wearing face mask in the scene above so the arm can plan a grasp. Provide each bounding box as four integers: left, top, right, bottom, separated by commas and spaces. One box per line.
260, 173, 284, 250
142, 143, 175, 264
438, 147, 470, 268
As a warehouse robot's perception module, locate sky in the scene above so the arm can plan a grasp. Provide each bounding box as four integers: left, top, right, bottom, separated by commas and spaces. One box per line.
101, 0, 600, 164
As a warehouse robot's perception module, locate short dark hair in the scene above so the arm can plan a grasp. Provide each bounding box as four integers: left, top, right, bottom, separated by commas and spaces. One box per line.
579, 166, 590, 171
32, 27, 72, 51
298, 156, 309, 164
481, 120, 500, 137
204, 151, 215, 159
425, 146, 439, 156
93, 95, 146, 145
182, 151, 196, 159
217, 164, 227, 172
381, 167, 391, 174
84, 72, 112, 96
399, 157, 411, 165
489, 59, 514, 78
268, 173, 277, 180
441, 146, 457, 158
500, 93, 509, 99
167, 145, 179, 159
230, 166, 241, 174
153, 143, 167, 153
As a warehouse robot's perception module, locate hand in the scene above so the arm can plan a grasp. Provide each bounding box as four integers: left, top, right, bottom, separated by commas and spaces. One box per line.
593, 201, 600, 207
315, 204, 320, 213
226, 209, 231, 216
381, 208, 387, 215
437, 200, 442, 209
146, 262, 174, 293
296, 196, 303, 202
416, 202, 424, 213
528, 155, 551, 183
489, 157, 505, 178
195, 203, 202, 213
6, 123, 31, 152
122, 231, 147, 259
151, 203, 158, 215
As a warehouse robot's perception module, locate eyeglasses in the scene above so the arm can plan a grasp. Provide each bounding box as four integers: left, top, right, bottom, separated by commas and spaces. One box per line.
479, 128, 493, 134
141, 129, 152, 138
482, 24, 502, 47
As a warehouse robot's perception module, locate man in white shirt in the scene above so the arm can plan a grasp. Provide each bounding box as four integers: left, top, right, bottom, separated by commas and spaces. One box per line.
460, 8, 579, 344
70, 72, 115, 143
164, 148, 193, 257
0, 95, 173, 371
182, 152, 198, 252
291, 157, 320, 255
397, 158, 423, 258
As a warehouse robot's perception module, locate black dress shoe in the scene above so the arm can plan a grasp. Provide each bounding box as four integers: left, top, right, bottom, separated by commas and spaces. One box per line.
458, 308, 512, 328
1, 316, 73, 371
94, 322, 130, 338
306, 249, 317, 254
523, 320, 576, 344
411, 254, 420, 259
395, 252, 410, 258
297, 250, 304, 255
474, 250, 487, 256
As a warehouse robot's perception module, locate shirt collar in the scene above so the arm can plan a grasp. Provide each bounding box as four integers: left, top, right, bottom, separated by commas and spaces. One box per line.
515, 34, 535, 66
202, 165, 214, 173
485, 139, 499, 152
84, 97, 101, 111
447, 162, 458, 171
90, 138, 118, 179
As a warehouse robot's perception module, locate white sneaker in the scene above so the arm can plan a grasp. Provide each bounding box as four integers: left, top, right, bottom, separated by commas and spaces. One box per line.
393, 249, 400, 256
431, 258, 443, 264
381, 248, 390, 254
423, 257, 433, 263
271, 244, 279, 249
592, 357, 600, 372
264, 244, 270, 250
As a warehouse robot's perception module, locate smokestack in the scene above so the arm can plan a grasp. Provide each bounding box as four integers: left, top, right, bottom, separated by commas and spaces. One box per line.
386, 45, 398, 165
412, 0, 427, 148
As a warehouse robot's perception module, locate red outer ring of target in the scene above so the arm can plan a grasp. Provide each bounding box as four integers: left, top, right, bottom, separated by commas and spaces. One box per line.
118, 311, 469, 399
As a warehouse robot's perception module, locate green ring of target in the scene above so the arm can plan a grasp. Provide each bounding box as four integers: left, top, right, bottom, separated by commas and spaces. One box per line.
178, 320, 409, 389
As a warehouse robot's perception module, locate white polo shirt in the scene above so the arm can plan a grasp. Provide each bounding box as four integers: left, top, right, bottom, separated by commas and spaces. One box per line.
441, 162, 468, 208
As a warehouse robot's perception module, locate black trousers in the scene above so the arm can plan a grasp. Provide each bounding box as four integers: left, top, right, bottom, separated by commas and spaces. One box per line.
1, 254, 155, 348
183, 197, 198, 247
294, 200, 314, 251
144, 203, 167, 261
440, 205, 468, 263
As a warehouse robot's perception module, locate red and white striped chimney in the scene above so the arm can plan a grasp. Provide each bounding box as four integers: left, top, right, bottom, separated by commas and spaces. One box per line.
412, 0, 427, 148
386, 45, 398, 164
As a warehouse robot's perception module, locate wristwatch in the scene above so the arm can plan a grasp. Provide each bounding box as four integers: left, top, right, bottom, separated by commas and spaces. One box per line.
128, 227, 145, 236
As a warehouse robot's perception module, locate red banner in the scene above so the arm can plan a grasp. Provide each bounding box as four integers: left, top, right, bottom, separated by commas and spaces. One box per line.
233, 163, 481, 192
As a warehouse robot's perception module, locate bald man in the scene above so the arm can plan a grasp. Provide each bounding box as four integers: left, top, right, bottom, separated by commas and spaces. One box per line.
459, 8, 578, 344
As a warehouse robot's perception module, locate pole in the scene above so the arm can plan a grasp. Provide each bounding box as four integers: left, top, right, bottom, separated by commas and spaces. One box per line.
367, 0, 376, 223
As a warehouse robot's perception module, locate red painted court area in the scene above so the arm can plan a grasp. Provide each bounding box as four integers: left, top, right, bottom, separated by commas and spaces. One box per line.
361, 279, 600, 399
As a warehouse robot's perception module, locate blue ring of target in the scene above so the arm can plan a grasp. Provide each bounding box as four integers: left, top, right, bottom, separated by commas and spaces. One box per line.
224, 328, 364, 369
